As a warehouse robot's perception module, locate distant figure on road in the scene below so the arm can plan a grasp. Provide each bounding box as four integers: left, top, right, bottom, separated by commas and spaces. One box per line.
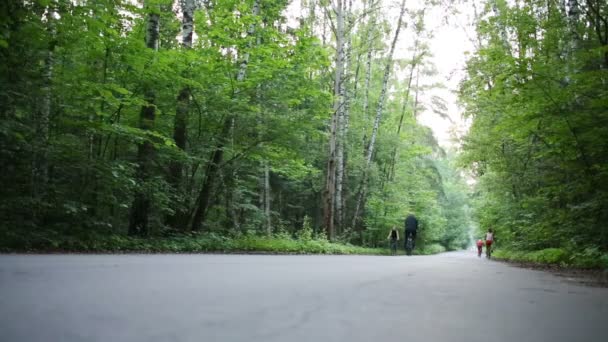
387, 226, 399, 255
485, 229, 494, 258
404, 214, 418, 251
476, 238, 484, 257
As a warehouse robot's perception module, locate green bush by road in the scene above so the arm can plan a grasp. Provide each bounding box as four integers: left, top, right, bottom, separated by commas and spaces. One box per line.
493, 248, 608, 269
0, 229, 446, 256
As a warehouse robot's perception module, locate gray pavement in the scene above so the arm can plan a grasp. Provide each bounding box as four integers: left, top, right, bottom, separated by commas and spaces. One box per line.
1, 252, 607, 342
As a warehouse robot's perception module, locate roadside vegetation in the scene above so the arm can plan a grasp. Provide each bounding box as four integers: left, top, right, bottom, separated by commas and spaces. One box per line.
0, 0, 471, 254
462, 1, 608, 269
0, 228, 446, 256
493, 248, 608, 270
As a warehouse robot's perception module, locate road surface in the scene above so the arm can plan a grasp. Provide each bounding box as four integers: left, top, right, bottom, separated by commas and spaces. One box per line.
1, 252, 607, 342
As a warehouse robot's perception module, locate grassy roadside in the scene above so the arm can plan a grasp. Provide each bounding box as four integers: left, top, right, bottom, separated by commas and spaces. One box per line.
0, 230, 447, 255
493, 247, 608, 269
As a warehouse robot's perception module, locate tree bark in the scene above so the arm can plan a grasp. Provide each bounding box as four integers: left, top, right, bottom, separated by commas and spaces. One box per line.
170, 0, 195, 184
567, 0, 581, 47
336, 0, 354, 234
323, 0, 346, 240
128, 5, 160, 236
388, 59, 417, 183
191, 0, 260, 231
351, 0, 407, 230
167, 0, 195, 229
264, 162, 271, 235
237, 0, 260, 82
33, 2, 56, 202
361, 3, 375, 150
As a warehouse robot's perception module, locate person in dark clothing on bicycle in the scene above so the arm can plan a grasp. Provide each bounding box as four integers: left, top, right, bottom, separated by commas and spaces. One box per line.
386, 226, 399, 255
404, 214, 418, 251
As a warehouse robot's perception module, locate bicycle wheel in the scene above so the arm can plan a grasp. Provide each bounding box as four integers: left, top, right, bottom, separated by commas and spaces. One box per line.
405, 238, 413, 256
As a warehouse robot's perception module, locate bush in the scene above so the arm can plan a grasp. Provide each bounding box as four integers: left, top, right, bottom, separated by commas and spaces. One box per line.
494, 247, 608, 269
529, 248, 568, 264
296, 216, 313, 242
569, 247, 608, 269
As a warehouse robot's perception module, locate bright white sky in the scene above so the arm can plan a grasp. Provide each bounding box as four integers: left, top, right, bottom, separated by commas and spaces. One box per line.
285, 0, 477, 149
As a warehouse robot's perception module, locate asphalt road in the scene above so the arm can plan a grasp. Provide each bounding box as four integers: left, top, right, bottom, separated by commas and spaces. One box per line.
1, 252, 607, 342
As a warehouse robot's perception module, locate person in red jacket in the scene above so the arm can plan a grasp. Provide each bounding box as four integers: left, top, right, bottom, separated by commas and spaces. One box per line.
476, 238, 484, 257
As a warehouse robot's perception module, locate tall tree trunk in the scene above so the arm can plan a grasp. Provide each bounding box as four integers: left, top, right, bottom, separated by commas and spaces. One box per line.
361, 3, 375, 150
167, 0, 195, 229
170, 0, 195, 182
33, 2, 56, 204
352, 0, 373, 99
236, 0, 260, 83
128, 5, 160, 236
191, 0, 260, 231
388, 58, 417, 183
191, 124, 228, 231
323, 0, 346, 240
351, 0, 407, 230
567, 0, 581, 47
336, 0, 354, 234
264, 162, 271, 235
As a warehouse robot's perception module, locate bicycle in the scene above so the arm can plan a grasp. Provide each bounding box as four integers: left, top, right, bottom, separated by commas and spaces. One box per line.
389, 239, 398, 255
405, 233, 414, 256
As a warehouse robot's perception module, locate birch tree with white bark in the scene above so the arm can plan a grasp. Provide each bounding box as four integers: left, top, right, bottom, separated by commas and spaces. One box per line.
351, 0, 408, 230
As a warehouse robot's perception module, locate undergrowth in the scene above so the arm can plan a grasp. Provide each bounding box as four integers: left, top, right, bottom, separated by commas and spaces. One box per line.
493, 247, 608, 269
0, 229, 446, 256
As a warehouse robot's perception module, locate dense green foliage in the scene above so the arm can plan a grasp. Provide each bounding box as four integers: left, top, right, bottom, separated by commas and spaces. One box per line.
461, 0, 608, 256
0, 0, 471, 252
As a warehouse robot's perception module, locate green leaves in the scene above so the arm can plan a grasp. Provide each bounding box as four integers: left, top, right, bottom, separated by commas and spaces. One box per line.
462, 0, 608, 253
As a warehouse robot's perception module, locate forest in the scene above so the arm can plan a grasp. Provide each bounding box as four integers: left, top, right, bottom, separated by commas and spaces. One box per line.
0, 0, 606, 263
461, 0, 608, 266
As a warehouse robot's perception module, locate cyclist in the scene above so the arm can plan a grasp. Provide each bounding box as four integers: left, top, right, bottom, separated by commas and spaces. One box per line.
485, 228, 494, 258
404, 214, 418, 253
386, 226, 399, 255
476, 237, 484, 257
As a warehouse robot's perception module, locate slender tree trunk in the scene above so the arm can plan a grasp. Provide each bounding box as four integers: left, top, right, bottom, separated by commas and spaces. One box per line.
336, 0, 353, 234
191, 127, 227, 231
361, 8, 374, 151
167, 0, 195, 229
388, 43, 419, 182
351, 0, 407, 230
353, 0, 373, 99
322, 5, 328, 46
567, 0, 581, 47
33, 3, 56, 203
170, 0, 194, 183
264, 162, 271, 235
128, 5, 160, 236
323, 0, 346, 240
236, 0, 260, 82
191, 0, 260, 231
